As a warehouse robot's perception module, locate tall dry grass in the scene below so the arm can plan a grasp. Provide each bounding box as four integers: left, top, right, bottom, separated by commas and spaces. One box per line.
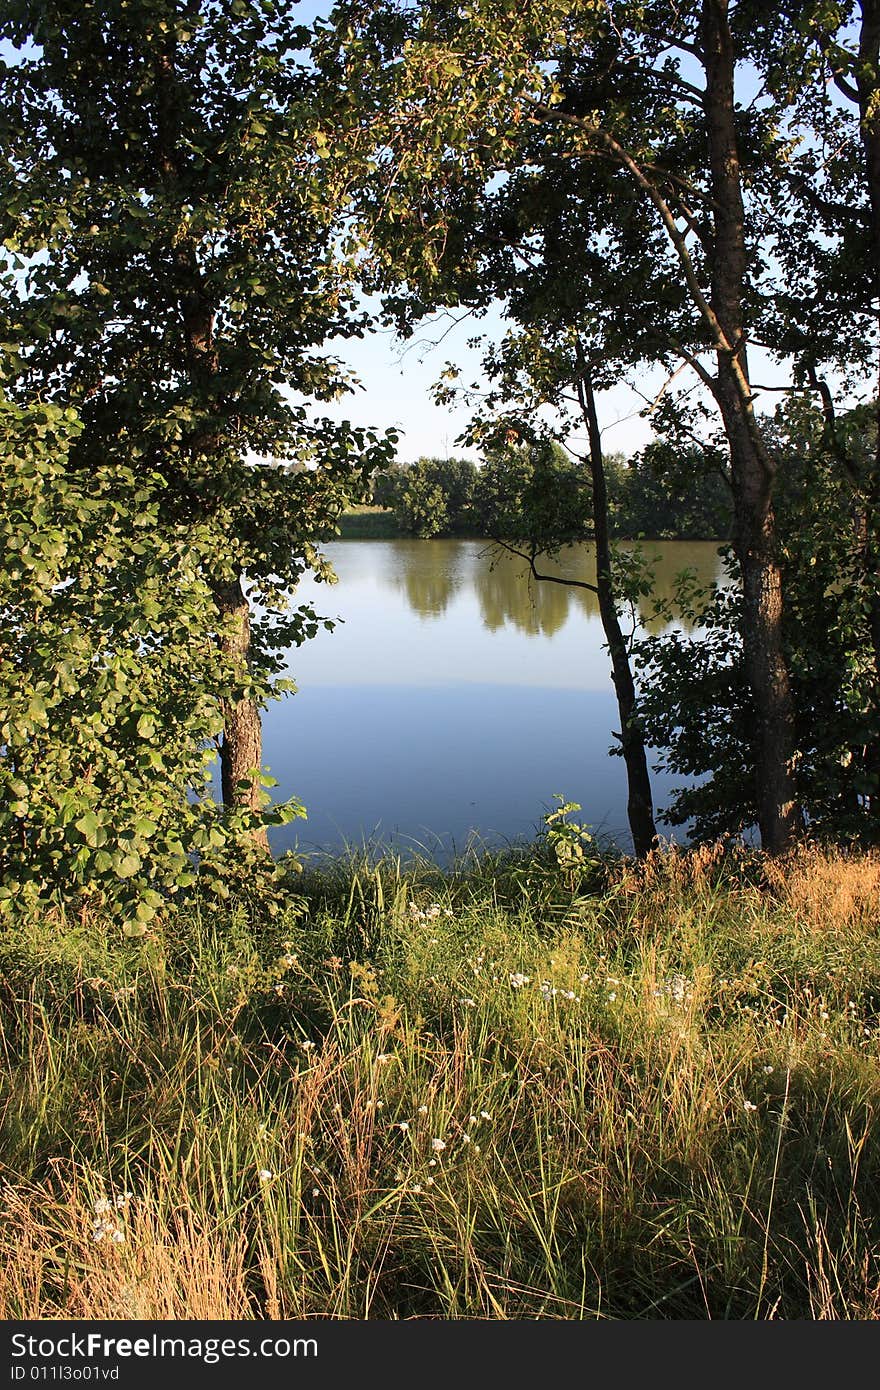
1, 842, 879, 1319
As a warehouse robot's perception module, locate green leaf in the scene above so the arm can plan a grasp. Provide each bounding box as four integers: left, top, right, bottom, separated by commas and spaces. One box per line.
74, 811, 107, 847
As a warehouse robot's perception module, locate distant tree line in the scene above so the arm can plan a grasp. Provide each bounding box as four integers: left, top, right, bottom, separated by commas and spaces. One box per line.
371, 444, 733, 541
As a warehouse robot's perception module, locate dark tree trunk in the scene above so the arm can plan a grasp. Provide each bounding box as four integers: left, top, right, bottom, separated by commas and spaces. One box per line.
855, 0, 880, 818
579, 365, 658, 858
702, 0, 802, 852
213, 576, 269, 851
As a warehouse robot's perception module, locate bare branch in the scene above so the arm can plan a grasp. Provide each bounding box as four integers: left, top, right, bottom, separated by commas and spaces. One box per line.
645, 360, 690, 411
488, 537, 599, 594
644, 29, 704, 61
525, 101, 753, 393
832, 71, 860, 103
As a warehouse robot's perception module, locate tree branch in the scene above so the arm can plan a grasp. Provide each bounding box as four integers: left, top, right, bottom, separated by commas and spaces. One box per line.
525, 99, 759, 414
804, 361, 864, 491
488, 536, 599, 594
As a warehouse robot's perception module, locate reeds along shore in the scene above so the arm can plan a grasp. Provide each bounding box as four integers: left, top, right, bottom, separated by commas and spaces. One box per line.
2, 843, 880, 1320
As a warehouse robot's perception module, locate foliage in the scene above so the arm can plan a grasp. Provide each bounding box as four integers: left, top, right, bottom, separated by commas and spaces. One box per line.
0, 396, 307, 930
636, 402, 880, 845
537, 795, 596, 894
608, 443, 734, 541
634, 563, 755, 842
371, 443, 732, 541
474, 438, 591, 548
372, 456, 479, 536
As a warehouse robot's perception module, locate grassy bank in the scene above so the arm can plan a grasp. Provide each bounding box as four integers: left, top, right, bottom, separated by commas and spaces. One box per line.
2, 843, 880, 1319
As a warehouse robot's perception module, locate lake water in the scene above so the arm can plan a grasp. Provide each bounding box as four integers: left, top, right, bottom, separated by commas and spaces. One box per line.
261, 539, 726, 860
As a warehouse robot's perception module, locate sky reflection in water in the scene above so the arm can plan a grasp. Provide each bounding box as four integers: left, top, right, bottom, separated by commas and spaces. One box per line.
262, 539, 726, 860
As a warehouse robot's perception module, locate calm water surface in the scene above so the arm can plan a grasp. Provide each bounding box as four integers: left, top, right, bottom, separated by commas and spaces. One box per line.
262, 539, 726, 859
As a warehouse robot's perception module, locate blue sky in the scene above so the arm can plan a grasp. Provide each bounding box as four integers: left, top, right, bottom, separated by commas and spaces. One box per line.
317, 306, 664, 463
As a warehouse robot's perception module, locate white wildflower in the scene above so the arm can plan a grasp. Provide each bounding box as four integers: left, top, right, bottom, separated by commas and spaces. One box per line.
431, 1138, 446, 1152
258, 1169, 274, 1183
92, 1218, 124, 1244
509, 972, 530, 989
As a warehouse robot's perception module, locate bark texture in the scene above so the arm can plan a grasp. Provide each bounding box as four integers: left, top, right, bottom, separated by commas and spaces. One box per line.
701, 0, 802, 852
214, 576, 269, 851
855, 0, 880, 820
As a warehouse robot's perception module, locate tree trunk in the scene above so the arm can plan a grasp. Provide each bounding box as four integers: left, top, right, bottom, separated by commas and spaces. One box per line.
213, 575, 269, 851
702, 0, 802, 852
855, 0, 880, 819
579, 364, 658, 858
156, 42, 268, 841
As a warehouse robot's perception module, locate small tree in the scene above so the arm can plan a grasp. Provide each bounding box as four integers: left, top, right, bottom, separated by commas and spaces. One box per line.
474, 409, 659, 859
374, 456, 479, 535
